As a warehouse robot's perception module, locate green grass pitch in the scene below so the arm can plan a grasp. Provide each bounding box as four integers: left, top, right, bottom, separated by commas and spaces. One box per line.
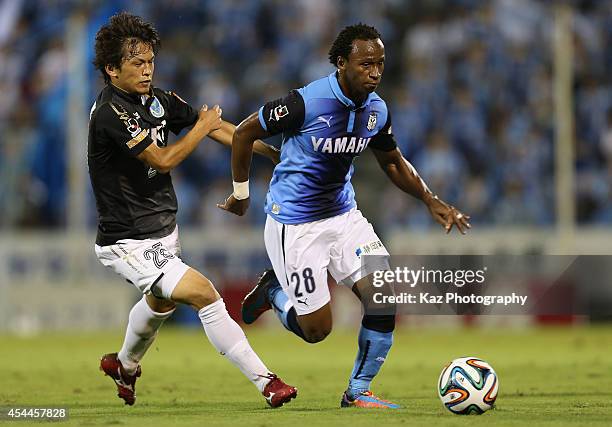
1, 325, 611, 426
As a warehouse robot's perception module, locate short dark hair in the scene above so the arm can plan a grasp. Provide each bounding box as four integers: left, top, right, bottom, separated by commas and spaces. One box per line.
328, 23, 381, 67
93, 12, 160, 84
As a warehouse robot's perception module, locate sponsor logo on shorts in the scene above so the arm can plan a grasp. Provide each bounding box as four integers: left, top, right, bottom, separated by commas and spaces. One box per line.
355, 240, 385, 257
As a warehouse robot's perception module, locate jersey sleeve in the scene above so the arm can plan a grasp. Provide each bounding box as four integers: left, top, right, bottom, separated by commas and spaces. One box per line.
368, 111, 397, 152
96, 103, 155, 157
164, 91, 198, 135
258, 90, 305, 135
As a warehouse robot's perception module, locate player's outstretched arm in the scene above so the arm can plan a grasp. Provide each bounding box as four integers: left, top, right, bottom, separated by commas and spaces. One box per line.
217, 112, 270, 216
138, 104, 222, 173
208, 120, 280, 165
371, 147, 471, 234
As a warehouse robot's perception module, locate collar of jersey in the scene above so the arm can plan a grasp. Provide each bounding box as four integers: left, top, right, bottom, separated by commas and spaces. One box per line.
328, 71, 375, 110
109, 83, 151, 105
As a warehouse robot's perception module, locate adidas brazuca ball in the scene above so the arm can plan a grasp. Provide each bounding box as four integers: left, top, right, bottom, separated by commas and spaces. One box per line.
438, 357, 499, 415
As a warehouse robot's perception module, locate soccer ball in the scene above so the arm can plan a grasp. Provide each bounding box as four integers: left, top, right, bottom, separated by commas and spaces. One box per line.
438, 356, 499, 415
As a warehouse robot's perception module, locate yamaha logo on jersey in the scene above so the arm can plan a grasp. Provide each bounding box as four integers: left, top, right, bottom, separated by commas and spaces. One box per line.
367, 112, 377, 131
311, 136, 371, 154
149, 96, 165, 118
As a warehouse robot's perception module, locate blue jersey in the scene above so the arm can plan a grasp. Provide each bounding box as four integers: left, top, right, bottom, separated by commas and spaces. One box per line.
258, 71, 396, 224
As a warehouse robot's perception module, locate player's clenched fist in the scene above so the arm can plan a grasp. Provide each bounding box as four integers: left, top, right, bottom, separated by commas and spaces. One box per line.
197, 104, 223, 134
217, 194, 249, 216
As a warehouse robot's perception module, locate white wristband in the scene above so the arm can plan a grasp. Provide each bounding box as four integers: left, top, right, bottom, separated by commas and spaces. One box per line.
232, 180, 250, 200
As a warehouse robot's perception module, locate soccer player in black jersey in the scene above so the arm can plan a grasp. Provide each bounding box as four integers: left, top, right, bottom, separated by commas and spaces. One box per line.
89, 12, 295, 408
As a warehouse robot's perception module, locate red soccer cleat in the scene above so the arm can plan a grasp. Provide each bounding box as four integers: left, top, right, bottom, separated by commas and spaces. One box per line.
99, 353, 141, 406
261, 374, 298, 408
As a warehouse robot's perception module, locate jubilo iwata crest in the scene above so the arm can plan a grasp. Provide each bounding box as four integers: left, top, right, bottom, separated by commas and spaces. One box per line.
367, 112, 377, 131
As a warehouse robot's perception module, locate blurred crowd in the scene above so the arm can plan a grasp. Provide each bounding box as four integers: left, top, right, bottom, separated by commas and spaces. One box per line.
0, 0, 610, 234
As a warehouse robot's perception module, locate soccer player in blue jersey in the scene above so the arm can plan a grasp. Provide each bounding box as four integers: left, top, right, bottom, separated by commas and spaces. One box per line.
219, 24, 470, 408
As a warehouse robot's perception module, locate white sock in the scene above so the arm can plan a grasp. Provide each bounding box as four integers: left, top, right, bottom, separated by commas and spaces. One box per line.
198, 298, 271, 392
118, 297, 174, 375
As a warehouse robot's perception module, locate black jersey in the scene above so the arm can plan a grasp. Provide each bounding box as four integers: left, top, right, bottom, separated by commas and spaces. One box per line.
88, 84, 197, 246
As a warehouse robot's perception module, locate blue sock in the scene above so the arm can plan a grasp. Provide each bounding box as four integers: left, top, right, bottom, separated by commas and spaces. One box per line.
347, 325, 393, 398
268, 280, 307, 341
268, 284, 291, 329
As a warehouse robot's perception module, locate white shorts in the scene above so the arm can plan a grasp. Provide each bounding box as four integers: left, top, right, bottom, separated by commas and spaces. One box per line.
95, 226, 190, 299
264, 208, 390, 315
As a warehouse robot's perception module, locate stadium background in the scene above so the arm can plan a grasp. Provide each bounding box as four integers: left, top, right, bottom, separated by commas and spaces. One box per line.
0, 0, 611, 331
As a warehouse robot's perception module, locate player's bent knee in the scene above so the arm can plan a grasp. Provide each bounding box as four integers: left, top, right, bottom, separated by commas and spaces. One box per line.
296, 303, 333, 343
145, 294, 176, 313
147, 295, 176, 313
298, 303, 333, 344
301, 322, 332, 343
171, 269, 220, 310
302, 328, 331, 344
189, 277, 220, 309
